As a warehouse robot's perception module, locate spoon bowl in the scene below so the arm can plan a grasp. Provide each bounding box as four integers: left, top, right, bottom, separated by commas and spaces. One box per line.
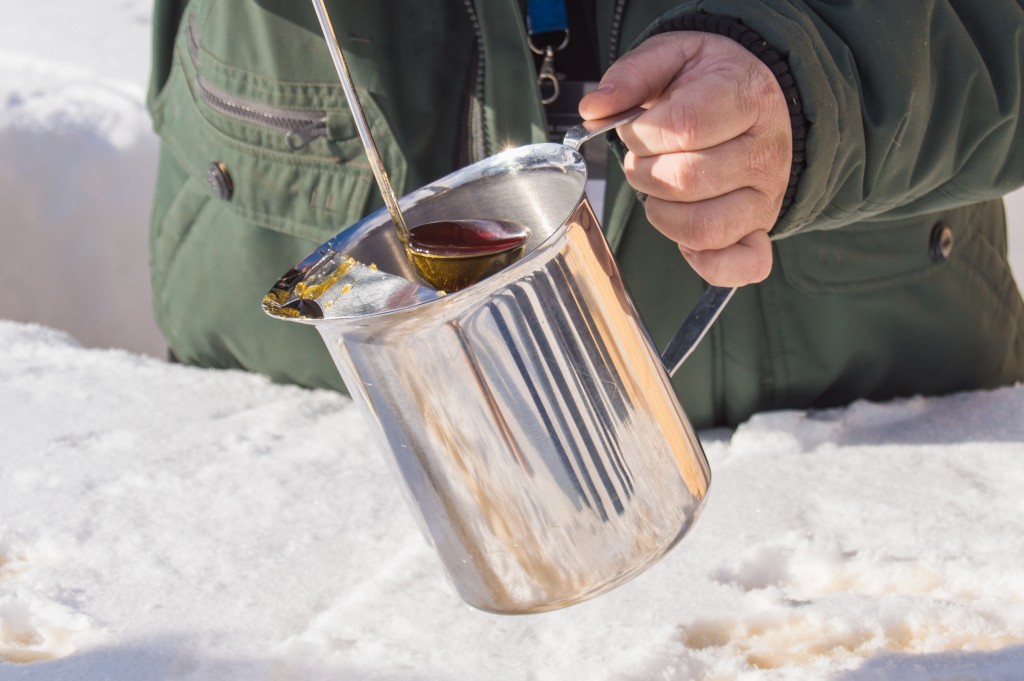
406, 219, 531, 292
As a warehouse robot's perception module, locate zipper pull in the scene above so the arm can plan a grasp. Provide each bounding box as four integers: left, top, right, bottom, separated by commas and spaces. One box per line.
286, 118, 329, 150
538, 45, 559, 105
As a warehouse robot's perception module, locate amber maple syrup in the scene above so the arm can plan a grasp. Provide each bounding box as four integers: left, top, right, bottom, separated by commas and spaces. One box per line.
406, 219, 531, 292
408, 219, 529, 257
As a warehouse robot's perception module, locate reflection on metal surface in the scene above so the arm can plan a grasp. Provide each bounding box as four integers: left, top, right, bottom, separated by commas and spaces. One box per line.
265, 140, 713, 613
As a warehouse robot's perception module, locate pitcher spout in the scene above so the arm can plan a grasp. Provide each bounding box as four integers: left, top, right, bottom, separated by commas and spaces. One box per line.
262, 246, 439, 323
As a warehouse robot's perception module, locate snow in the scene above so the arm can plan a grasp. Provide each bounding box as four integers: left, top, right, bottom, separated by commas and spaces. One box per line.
0, 1, 163, 358
2, 2, 1024, 680
2, 320, 1024, 679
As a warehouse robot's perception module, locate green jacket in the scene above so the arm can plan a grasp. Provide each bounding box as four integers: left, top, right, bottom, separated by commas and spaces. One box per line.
147, 0, 1024, 428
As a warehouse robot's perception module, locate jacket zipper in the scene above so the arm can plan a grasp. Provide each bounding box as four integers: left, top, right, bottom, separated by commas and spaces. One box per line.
608, 0, 629, 64
458, 0, 625, 165
458, 0, 489, 165
196, 78, 329, 150
187, 15, 329, 151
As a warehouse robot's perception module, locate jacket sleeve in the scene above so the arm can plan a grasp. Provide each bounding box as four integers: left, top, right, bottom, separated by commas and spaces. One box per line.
639, 0, 1024, 238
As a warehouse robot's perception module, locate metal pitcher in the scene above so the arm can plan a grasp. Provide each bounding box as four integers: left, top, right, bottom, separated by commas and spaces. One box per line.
263, 112, 733, 614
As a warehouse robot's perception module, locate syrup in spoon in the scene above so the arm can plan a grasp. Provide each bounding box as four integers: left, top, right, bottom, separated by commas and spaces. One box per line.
406, 219, 531, 292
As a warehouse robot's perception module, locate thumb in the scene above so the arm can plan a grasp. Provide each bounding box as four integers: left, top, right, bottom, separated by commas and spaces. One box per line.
579, 32, 696, 120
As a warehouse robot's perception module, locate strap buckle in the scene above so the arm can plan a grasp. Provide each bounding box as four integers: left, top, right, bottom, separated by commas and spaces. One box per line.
528, 30, 569, 105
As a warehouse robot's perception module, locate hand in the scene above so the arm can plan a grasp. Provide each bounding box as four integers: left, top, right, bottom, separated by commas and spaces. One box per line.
579, 32, 792, 287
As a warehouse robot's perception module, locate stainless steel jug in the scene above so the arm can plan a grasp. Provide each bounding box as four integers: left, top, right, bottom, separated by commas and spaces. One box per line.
263, 114, 733, 614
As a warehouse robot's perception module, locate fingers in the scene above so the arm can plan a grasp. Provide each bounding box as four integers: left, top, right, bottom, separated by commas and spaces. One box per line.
578, 31, 791, 288
615, 68, 763, 156
644, 190, 777, 255
581, 33, 778, 155
635, 134, 785, 287
680, 230, 773, 287
624, 131, 790, 202
579, 32, 702, 119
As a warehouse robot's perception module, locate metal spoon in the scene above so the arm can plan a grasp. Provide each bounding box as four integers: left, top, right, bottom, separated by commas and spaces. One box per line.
310, 0, 529, 292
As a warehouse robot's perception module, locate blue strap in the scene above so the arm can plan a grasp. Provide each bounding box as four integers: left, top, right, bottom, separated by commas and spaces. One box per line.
526, 0, 568, 36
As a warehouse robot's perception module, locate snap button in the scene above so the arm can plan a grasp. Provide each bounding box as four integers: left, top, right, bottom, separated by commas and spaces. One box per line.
207, 162, 234, 200
929, 222, 954, 263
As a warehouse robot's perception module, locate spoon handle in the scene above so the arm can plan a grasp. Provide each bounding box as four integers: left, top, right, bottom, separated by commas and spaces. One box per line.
562, 106, 646, 151
311, 0, 410, 243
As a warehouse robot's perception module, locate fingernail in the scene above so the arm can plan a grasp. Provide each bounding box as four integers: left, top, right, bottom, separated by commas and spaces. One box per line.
591, 83, 616, 96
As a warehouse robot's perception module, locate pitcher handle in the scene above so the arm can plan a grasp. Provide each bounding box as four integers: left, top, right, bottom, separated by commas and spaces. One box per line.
563, 110, 737, 378
660, 286, 736, 377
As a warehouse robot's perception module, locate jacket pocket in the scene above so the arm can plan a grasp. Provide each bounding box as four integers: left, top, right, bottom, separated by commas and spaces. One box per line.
149, 4, 407, 243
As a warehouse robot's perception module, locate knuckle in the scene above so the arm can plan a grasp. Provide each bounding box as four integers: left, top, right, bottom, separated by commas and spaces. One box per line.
736, 185, 779, 232
743, 134, 775, 180
667, 90, 702, 147
751, 188, 780, 229
641, 157, 675, 199
662, 153, 701, 198
690, 206, 726, 251
741, 57, 774, 103
733, 73, 761, 123
733, 57, 783, 128
744, 132, 791, 201
609, 54, 646, 84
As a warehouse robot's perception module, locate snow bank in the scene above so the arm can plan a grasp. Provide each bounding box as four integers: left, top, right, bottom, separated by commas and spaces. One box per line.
0, 3, 165, 358
2, 319, 1023, 680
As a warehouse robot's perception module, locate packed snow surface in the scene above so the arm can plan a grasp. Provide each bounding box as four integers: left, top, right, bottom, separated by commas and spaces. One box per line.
2, 320, 1024, 680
